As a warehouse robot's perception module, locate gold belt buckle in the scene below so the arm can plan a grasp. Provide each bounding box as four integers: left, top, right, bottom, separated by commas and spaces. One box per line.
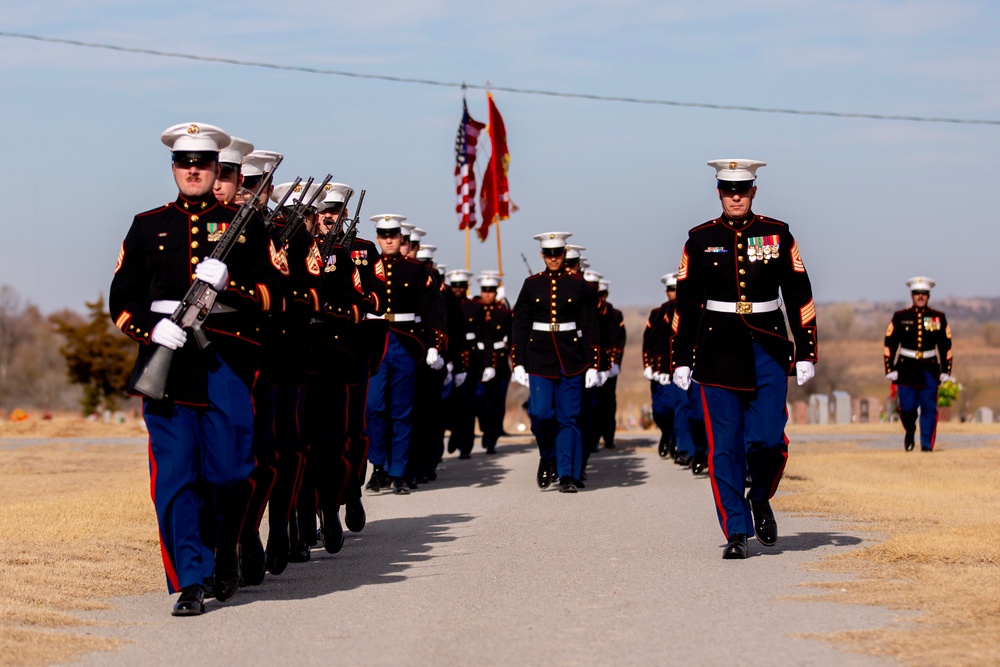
736, 302, 753, 314
915, 350, 923, 360
549, 323, 559, 332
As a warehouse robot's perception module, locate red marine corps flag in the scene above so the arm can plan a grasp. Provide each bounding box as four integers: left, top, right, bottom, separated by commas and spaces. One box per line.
478, 92, 515, 241
455, 98, 487, 230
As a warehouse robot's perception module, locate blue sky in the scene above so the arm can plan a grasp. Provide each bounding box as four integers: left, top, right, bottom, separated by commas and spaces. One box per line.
2, 1, 999, 312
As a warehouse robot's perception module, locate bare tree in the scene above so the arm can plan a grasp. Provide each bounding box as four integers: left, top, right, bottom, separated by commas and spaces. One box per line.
0, 285, 27, 390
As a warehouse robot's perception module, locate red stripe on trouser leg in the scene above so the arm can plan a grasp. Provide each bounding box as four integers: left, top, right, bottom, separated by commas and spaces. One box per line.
701, 387, 730, 539
148, 438, 180, 592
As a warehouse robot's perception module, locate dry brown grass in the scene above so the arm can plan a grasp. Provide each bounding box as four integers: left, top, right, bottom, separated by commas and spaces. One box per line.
777, 427, 1000, 666
0, 441, 161, 666
2, 420, 1000, 665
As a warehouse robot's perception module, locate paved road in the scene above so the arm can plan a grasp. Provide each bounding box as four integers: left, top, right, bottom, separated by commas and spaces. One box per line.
71, 435, 902, 667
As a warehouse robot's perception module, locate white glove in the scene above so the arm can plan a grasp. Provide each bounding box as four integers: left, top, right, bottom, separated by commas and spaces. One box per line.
796, 361, 816, 386
886, 371, 899, 381
643, 366, 654, 381
425, 347, 444, 370
939, 373, 951, 383
454, 372, 467, 387
673, 366, 692, 391
496, 286, 506, 302
481, 367, 496, 383
656, 372, 671, 386
151, 319, 187, 350
194, 258, 229, 292
585, 368, 600, 389
598, 370, 609, 386
444, 362, 454, 386
512, 365, 529, 387
609, 362, 620, 378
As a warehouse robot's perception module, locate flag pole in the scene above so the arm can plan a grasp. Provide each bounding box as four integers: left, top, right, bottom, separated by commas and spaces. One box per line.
465, 225, 470, 271
495, 207, 504, 281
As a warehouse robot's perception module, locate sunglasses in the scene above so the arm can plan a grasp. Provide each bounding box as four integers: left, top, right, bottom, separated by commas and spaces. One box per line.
541, 248, 566, 257
912, 291, 930, 296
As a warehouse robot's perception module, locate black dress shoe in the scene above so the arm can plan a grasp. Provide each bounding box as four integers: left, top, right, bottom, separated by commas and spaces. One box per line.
365, 466, 384, 493
750, 500, 777, 546
213, 547, 240, 602
425, 469, 438, 481
344, 498, 366, 533
485, 446, 497, 455
202, 577, 216, 600
392, 477, 410, 495
558, 476, 578, 493
319, 509, 345, 554
691, 454, 707, 475
573, 478, 585, 489
675, 454, 692, 468
172, 584, 205, 616
658, 435, 669, 458
239, 535, 266, 586
604, 441, 616, 449
904, 430, 915, 451
458, 451, 471, 460
536, 458, 553, 489
723, 533, 749, 559
405, 477, 419, 489
447, 439, 458, 454
287, 540, 311, 563
415, 474, 430, 484
265, 527, 290, 575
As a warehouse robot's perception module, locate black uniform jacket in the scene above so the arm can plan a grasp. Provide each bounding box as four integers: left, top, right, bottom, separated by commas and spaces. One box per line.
259, 223, 324, 386
481, 300, 512, 378
884, 305, 952, 387
348, 237, 389, 374
595, 299, 614, 373
450, 296, 491, 374
606, 302, 626, 369
309, 239, 371, 378
511, 268, 600, 378
110, 193, 277, 405
381, 254, 444, 360
643, 300, 673, 374
671, 213, 818, 391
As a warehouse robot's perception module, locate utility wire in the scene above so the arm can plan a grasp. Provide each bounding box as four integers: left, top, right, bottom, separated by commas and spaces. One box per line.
2, 30, 998, 126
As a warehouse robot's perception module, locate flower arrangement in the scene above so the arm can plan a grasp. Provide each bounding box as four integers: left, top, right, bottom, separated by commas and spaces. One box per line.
938, 378, 961, 408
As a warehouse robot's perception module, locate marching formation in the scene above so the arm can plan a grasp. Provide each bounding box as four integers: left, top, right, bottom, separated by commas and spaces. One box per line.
109, 122, 634, 616
117, 122, 961, 613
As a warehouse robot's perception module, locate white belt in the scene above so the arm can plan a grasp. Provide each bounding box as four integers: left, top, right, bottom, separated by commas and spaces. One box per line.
900, 348, 936, 359
465, 332, 477, 341
705, 298, 781, 315
493, 340, 508, 350
532, 321, 577, 332
365, 313, 420, 322
150, 299, 235, 315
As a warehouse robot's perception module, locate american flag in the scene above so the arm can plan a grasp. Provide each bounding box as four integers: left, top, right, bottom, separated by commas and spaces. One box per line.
455, 99, 486, 230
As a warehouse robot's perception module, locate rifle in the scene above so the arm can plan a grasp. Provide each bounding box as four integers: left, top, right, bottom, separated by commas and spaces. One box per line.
262, 176, 302, 232
330, 189, 366, 258
128, 158, 283, 400
520, 252, 534, 275
275, 174, 333, 248
319, 190, 365, 265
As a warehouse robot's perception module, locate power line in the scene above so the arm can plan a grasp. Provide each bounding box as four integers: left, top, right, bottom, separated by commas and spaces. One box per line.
3, 30, 999, 126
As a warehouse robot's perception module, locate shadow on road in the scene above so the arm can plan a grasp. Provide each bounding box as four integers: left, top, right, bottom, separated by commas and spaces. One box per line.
753, 530, 864, 556
417, 440, 536, 491
581, 445, 650, 489
219, 513, 474, 611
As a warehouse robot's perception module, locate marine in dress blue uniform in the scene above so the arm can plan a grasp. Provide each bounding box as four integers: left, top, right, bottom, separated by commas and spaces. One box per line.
595, 278, 625, 449
109, 123, 276, 614
511, 232, 601, 493
364, 214, 446, 494
884, 277, 953, 452
474, 272, 512, 455
671, 159, 818, 559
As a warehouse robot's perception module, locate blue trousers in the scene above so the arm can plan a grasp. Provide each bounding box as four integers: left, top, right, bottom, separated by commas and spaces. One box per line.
528, 372, 583, 480
701, 343, 789, 540
476, 377, 509, 452
897, 370, 939, 451
652, 382, 695, 457
365, 333, 417, 478
142, 354, 255, 593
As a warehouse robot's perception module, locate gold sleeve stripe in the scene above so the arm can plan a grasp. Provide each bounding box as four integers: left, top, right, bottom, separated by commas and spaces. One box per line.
791, 241, 805, 273
355, 270, 365, 293
258, 284, 271, 311
800, 299, 816, 325
306, 244, 322, 276
677, 249, 689, 281
671, 311, 680, 333
310, 288, 320, 312
114, 243, 125, 274
115, 310, 131, 331
885, 322, 894, 336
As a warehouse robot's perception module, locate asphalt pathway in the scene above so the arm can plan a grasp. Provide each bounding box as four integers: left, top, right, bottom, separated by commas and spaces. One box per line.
70, 435, 903, 667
